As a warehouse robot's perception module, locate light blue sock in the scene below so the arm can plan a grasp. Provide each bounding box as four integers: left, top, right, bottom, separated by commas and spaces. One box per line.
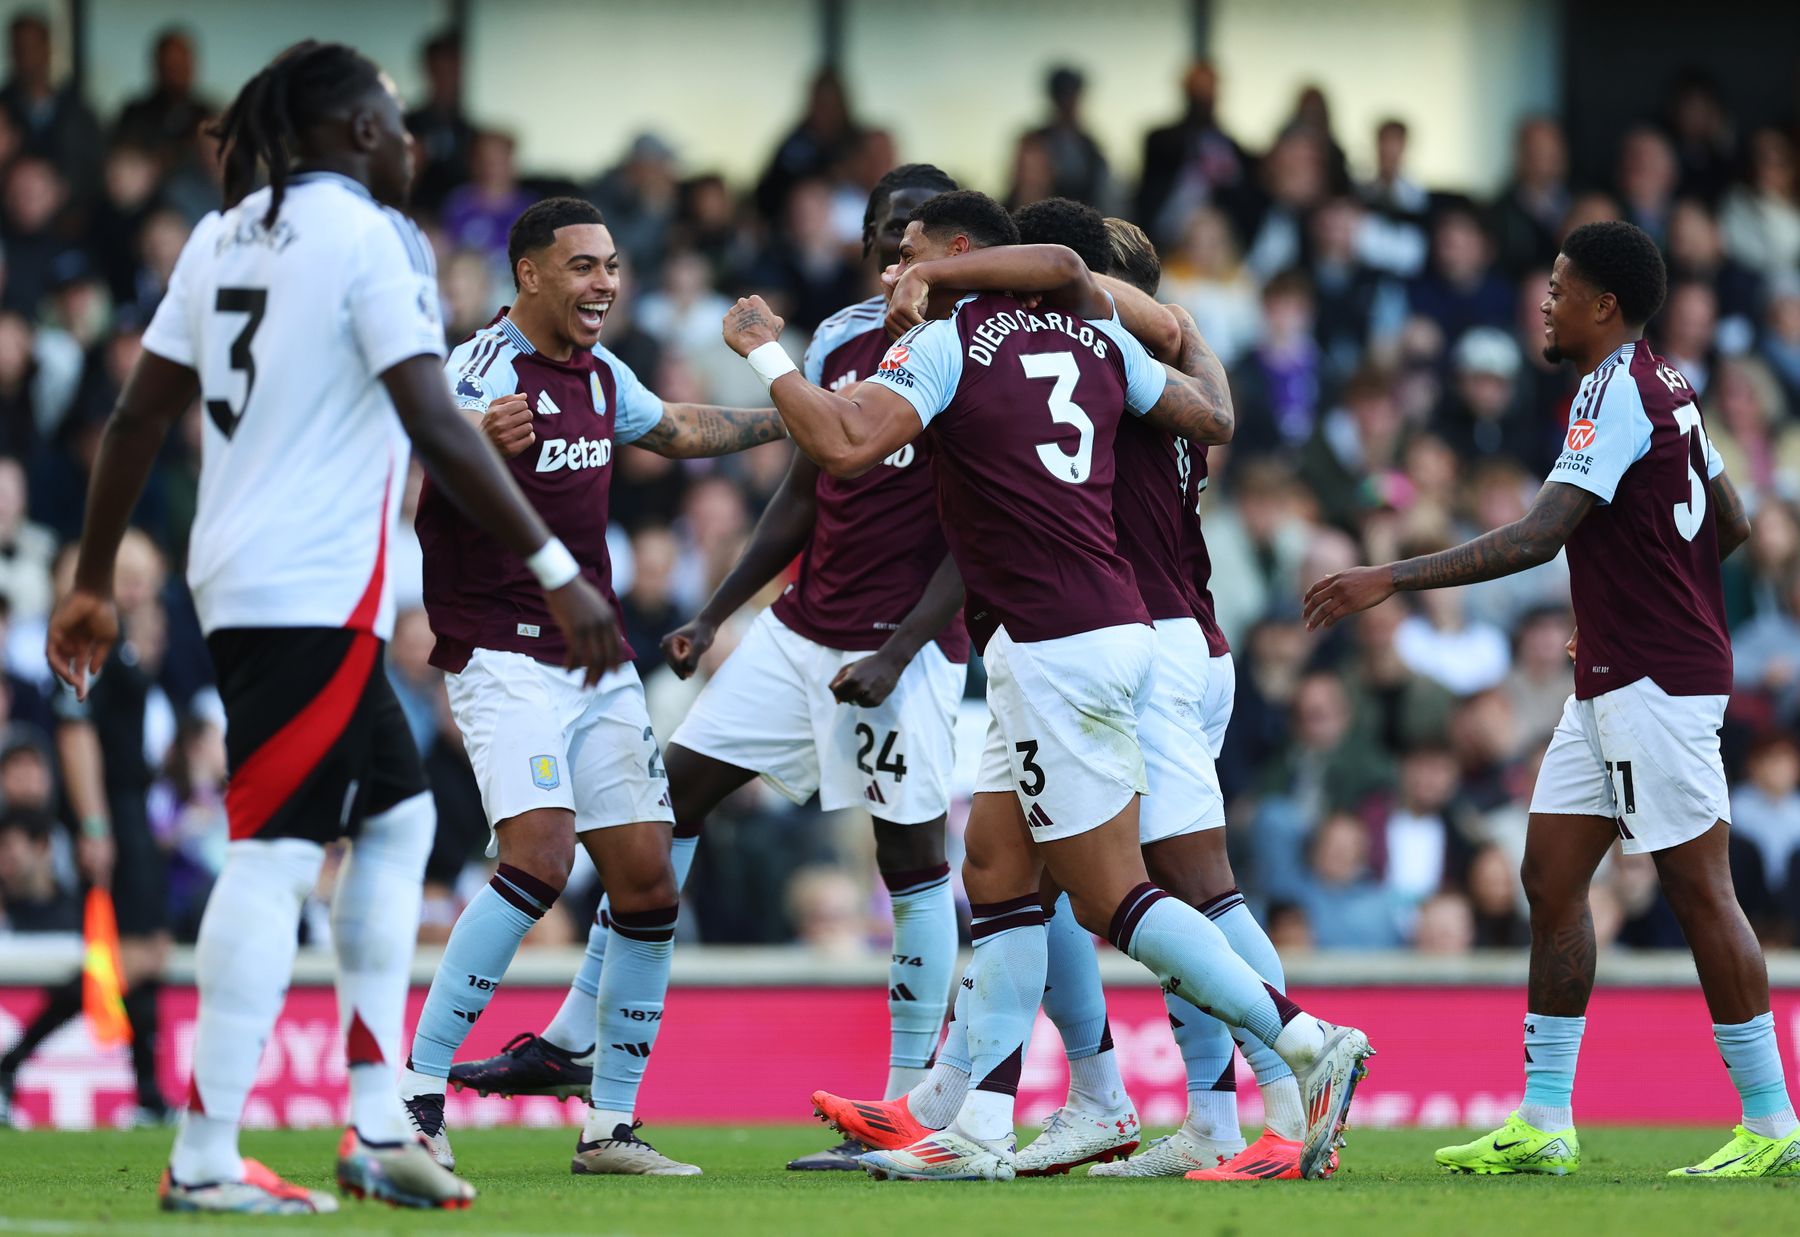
1519, 1013, 1585, 1131
885, 862, 957, 1096
406, 864, 557, 1086
588, 902, 679, 1120
905, 969, 971, 1130
1043, 894, 1129, 1112
938, 975, 972, 1073
954, 897, 1048, 1143
1715, 1013, 1799, 1138
543, 834, 698, 1053
1209, 896, 1296, 1089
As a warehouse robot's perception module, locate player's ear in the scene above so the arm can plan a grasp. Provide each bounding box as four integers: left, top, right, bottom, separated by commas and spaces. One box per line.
347, 106, 380, 155
949, 234, 972, 257
1594, 290, 1618, 324
515, 256, 536, 294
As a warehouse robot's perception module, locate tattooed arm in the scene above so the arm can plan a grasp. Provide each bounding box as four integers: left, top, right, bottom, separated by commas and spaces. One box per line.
633, 402, 788, 459
1152, 303, 1234, 443
1302, 480, 1595, 630
1709, 468, 1750, 561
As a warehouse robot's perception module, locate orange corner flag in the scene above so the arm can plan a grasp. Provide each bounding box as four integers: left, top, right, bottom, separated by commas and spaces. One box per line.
82, 888, 131, 1047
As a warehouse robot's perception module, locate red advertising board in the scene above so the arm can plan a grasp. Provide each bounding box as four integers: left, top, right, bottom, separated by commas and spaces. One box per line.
4, 984, 1796, 1131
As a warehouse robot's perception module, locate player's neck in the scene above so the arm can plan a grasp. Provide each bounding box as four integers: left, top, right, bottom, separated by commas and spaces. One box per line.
1574, 329, 1641, 377
506, 299, 576, 362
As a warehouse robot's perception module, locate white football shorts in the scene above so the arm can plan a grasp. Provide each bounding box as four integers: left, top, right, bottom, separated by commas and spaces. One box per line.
668, 608, 964, 824
1529, 676, 1729, 854
1139, 618, 1235, 845
444, 649, 674, 856
974, 622, 1156, 842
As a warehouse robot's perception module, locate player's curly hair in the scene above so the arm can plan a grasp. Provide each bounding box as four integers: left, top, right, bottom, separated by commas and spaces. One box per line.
1104, 218, 1161, 296
1012, 197, 1111, 276
912, 190, 1020, 251
1559, 220, 1668, 326
507, 197, 606, 289
212, 41, 384, 228
862, 163, 958, 257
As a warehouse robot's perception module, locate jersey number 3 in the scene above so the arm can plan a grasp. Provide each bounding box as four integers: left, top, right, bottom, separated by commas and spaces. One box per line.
205, 286, 268, 440
1021, 351, 1094, 484
1671, 401, 1713, 542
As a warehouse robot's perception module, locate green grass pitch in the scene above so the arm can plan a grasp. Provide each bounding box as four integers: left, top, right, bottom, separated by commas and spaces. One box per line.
0, 1125, 1795, 1235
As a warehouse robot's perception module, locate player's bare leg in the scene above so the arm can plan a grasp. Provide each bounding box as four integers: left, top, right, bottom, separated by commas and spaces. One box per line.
567, 820, 698, 1175
1438, 811, 1613, 1174
456, 744, 750, 1104
861, 793, 1042, 1181
1042, 806, 1372, 1180
1653, 822, 1800, 1176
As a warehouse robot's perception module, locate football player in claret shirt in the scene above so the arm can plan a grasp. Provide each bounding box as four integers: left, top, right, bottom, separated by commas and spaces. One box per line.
399, 197, 787, 1177
726, 189, 1374, 1182
1308, 221, 1798, 1179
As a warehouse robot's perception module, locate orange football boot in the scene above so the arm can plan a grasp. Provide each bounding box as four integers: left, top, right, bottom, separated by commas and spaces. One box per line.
1185, 1131, 1337, 1181
810, 1089, 936, 1151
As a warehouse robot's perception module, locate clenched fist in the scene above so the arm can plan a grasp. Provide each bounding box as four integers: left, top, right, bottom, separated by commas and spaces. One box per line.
722, 296, 784, 358
481, 392, 535, 458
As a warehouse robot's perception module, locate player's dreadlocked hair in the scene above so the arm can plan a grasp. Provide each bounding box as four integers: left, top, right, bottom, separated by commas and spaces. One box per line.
211, 41, 384, 229
1104, 218, 1161, 296
1012, 197, 1112, 277
861, 162, 958, 257
507, 197, 606, 289
1559, 220, 1668, 326
913, 190, 1019, 251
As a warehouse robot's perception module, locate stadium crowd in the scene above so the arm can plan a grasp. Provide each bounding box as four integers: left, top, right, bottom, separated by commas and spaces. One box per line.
1, 20, 1798, 961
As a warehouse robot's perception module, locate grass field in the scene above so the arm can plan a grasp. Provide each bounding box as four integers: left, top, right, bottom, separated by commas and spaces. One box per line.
1, 1125, 1796, 1236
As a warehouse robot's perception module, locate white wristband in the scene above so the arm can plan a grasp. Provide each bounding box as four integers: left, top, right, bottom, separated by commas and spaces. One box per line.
526, 538, 580, 590
746, 340, 798, 391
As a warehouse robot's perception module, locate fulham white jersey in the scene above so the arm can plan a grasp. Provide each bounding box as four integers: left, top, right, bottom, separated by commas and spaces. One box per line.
142, 172, 445, 640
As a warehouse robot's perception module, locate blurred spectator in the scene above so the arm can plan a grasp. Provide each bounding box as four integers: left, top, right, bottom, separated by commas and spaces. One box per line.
2, 156, 70, 315
1230, 272, 1322, 456
1615, 125, 1679, 247
1718, 128, 1800, 277
1376, 742, 1473, 908
1393, 584, 1511, 697
1411, 891, 1476, 954
1732, 566, 1800, 727
1281, 85, 1350, 194
440, 247, 499, 342
743, 179, 861, 331
1466, 843, 1527, 947
1295, 813, 1404, 949
1762, 276, 1800, 406
1137, 61, 1251, 248
1307, 195, 1403, 384
0, 455, 53, 623
1491, 117, 1570, 277
637, 248, 736, 367
1730, 733, 1800, 916
145, 712, 226, 940
112, 27, 213, 167
1241, 129, 1330, 283
589, 133, 681, 282
1298, 366, 1406, 529
1406, 202, 1513, 349
755, 68, 860, 222
440, 130, 535, 270
1502, 605, 1576, 747
1667, 197, 1762, 354
1256, 670, 1394, 820
0, 13, 100, 218
0, 807, 75, 933
1433, 327, 1540, 468
1707, 356, 1800, 499
620, 524, 681, 679
1013, 66, 1110, 211
405, 31, 475, 216
1654, 280, 1718, 398
1157, 205, 1261, 367
1357, 118, 1430, 279
1663, 72, 1736, 205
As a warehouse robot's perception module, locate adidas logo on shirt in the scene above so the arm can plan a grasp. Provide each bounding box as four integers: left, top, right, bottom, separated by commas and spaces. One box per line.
536, 390, 561, 416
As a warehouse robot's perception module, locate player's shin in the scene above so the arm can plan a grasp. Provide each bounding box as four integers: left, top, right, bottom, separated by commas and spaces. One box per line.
332, 792, 434, 1145
405, 863, 560, 1094
172, 838, 324, 1185
951, 897, 1048, 1147
585, 903, 678, 1136
883, 861, 956, 1098
906, 970, 972, 1129
1042, 893, 1127, 1113
1203, 891, 1303, 1139
543, 831, 699, 1056
1519, 1014, 1586, 1133
1170, 999, 1241, 1142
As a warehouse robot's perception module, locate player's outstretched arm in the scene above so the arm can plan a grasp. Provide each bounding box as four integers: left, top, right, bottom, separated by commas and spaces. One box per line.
1709, 468, 1750, 561
47, 351, 196, 697
384, 354, 622, 685
1303, 480, 1595, 630
663, 454, 822, 678
632, 401, 788, 459
831, 553, 966, 707
886, 244, 1111, 338
722, 296, 921, 478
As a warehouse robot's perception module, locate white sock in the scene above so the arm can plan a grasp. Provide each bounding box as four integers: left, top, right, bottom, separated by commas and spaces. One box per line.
953, 1089, 1016, 1146
1518, 1101, 1574, 1133
1184, 1089, 1239, 1142
332, 793, 433, 1145
886, 1064, 927, 1098
1260, 1076, 1305, 1141
171, 839, 324, 1184
1068, 1049, 1129, 1114
543, 984, 599, 1056
583, 1106, 634, 1140
1271, 1014, 1327, 1071
400, 1067, 445, 1100
908, 1058, 969, 1130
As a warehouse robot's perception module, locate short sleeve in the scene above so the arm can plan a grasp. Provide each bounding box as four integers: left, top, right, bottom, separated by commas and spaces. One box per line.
444, 343, 499, 412
1547, 372, 1652, 503
1704, 419, 1725, 479
348, 213, 446, 378
1090, 295, 1170, 415
801, 329, 828, 386
140, 213, 218, 368
595, 345, 666, 444
862, 318, 963, 426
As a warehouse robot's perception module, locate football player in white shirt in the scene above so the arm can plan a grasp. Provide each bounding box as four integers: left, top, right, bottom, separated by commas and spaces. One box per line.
46, 41, 617, 1216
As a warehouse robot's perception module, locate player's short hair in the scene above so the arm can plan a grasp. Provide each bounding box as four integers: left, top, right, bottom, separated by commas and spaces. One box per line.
507, 196, 606, 289
212, 41, 386, 228
912, 190, 1019, 251
1559, 220, 1667, 326
1104, 218, 1161, 295
862, 162, 957, 256
1012, 196, 1111, 276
